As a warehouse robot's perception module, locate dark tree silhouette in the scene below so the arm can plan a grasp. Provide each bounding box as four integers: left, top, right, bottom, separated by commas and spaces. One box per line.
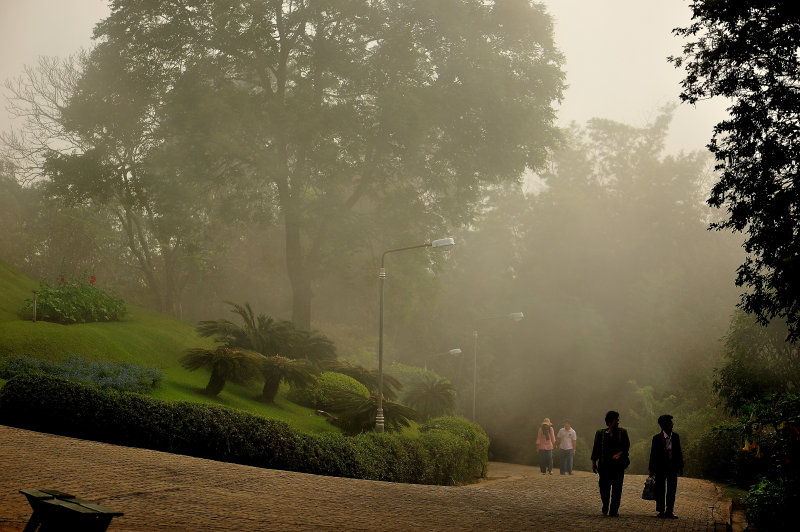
672, 1, 800, 341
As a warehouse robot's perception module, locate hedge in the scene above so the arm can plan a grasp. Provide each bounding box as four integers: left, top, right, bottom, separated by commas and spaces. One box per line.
0, 374, 488, 485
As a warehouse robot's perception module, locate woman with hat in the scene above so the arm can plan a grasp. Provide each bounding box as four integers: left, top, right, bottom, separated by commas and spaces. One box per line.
536, 417, 556, 475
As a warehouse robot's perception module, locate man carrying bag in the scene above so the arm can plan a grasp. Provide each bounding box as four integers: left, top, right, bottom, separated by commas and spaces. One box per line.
648, 414, 684, 519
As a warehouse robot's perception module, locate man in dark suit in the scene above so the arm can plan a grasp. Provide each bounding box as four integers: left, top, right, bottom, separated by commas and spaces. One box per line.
591, 410, 630, 517
648, 414, 684, 519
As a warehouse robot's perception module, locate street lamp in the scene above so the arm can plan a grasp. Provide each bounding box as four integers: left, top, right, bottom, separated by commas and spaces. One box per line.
472, 312, 524, 423
376, 237, 455, 432
424, 348, 462, 371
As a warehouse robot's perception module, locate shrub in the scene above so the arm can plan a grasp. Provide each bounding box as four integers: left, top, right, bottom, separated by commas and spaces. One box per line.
745, 477, 798, 530
0, 354, 162, 394
418, 429, 470, 485
0, 374, 487, 485
20, 277, 126, 324
287, 371, 369, 409
421, 416, 489, 480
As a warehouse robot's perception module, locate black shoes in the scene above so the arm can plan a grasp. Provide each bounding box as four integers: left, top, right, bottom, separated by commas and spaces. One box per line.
665, 513, 678, 519
656, 512, 665, 518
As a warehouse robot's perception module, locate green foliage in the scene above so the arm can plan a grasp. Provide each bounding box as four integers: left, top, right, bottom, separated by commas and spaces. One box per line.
20, 277, 126, 324
745, 477, 799, 530
672, 1, 800, 340
0, 374, 486, 485
721, 393, 800, 529
196, 302, 293, 357
322, 359, 402, 401
0, 354, 162, 394
179, 347, 262, 397
288, 371, 370, 410
421, 416, 490, 480
714, 311, 800, 415
255, 355, 318, 404
684, 425, 758, 485
83, 0, 565, 328
404, 376, 456, 421
197, 302, 337, 365
324, 389, 418, 436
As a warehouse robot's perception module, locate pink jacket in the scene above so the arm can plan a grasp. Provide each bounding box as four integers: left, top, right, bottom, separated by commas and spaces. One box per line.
537, 425, 556, 451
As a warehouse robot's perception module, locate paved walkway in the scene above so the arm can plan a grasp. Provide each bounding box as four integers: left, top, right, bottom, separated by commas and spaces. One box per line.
0, 425, 730, 531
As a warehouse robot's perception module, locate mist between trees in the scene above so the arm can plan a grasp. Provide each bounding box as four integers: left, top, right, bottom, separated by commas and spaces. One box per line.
0, 1, 748, 467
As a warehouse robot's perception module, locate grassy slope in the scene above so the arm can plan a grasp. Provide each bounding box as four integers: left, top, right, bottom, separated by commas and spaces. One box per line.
0, 260, 337, 434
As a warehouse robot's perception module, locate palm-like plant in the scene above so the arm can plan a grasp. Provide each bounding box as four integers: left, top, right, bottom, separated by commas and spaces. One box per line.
256, 355, 318, 403
403, 376, 457, 421
194, 302, 335, 403
179, 347, 262, 397
321, 360, 402, 401
285, 329, 338, 366
196, 302, 293, 356
324, 389, 418, 435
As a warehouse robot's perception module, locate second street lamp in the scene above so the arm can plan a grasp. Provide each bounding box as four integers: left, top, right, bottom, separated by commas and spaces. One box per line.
472, 312, 524, 423
424, 348, 462, 371
376, 237, 455, 432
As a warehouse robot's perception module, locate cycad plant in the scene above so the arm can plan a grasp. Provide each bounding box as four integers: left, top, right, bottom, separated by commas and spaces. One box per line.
196, 302, 293, 356
325, 389, 418, 435
257, 355, 318, 403
179, 347, 262, 397
403, 376, 457, 421
285, 328, 338, 367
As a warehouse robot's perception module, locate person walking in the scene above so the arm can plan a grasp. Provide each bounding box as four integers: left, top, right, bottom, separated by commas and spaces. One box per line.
536, 418, 555, 475
590, 410, 630, 517
648, 414, 684, 519
556, 419, 577, 475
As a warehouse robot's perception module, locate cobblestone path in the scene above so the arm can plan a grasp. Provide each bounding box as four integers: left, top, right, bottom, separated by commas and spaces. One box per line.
0, 425, 730, 531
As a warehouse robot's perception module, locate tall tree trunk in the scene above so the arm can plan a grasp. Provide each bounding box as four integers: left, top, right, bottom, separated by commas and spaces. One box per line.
284, 215, 312, 329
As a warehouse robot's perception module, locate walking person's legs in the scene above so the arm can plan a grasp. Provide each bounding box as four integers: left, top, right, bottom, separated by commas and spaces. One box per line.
654, 472, 667, 514
609, 468, 624, 516
665, 473, 678, 516
566, 450, 574, 474
546, 450, 553, 473
560, 450, 568, 474
598, 469, 611, 515
539, 450, 547, 474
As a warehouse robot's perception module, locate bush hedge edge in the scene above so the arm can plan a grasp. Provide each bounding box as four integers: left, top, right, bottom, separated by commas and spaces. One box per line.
0, 373, 487, 485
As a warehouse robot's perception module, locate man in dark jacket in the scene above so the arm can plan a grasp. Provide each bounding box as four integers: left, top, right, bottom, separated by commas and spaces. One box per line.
648, 414, 684, 519
591, 410, 630, 517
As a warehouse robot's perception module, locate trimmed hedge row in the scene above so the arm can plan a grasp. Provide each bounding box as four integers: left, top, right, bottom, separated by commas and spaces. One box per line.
0, 374, 488, 485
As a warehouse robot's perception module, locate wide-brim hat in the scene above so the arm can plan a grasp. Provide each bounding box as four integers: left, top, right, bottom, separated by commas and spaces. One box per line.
543, 418, 552, 425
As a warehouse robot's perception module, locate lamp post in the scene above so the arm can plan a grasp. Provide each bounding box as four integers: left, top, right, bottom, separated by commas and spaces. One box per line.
472, 312, 524, 423
424, 348, 462, 371
376, 237, 455, 432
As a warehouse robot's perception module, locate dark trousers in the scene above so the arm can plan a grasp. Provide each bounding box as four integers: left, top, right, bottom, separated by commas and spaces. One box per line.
654, 471, 678, 514
598, 467, 624, 515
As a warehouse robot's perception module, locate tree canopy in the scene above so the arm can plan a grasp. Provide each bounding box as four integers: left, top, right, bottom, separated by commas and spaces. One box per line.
82, 0, 565, 328
671, 0, 800, 341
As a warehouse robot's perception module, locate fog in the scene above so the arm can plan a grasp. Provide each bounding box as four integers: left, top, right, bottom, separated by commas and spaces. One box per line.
1, 1, 744, 466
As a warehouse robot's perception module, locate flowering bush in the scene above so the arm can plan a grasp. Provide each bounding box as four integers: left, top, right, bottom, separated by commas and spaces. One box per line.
0, 354, 162, 394
20, 275, 126, 324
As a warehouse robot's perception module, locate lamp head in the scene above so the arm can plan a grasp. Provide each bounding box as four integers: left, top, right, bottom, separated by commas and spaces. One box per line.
508, 312, 524, 321
430, 237, 455, 248
448, 348, 462, 355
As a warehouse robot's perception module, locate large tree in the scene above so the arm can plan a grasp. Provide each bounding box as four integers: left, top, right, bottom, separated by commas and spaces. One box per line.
88, 0, 564, 328
672, 1, 800, 341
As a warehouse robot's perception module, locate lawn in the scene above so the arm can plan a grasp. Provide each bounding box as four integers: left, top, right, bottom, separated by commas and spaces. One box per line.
0, 260, 339, 435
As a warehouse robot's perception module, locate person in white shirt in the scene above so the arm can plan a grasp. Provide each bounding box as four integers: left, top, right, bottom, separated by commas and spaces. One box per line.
556, 419, 577, 475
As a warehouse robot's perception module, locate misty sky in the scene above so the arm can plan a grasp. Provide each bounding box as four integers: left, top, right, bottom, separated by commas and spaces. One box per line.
0, 0, 728, 154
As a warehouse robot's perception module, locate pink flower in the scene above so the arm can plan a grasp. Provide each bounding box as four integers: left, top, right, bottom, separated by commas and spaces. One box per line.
90, 275, 96, 285
60, 277, 65, 284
